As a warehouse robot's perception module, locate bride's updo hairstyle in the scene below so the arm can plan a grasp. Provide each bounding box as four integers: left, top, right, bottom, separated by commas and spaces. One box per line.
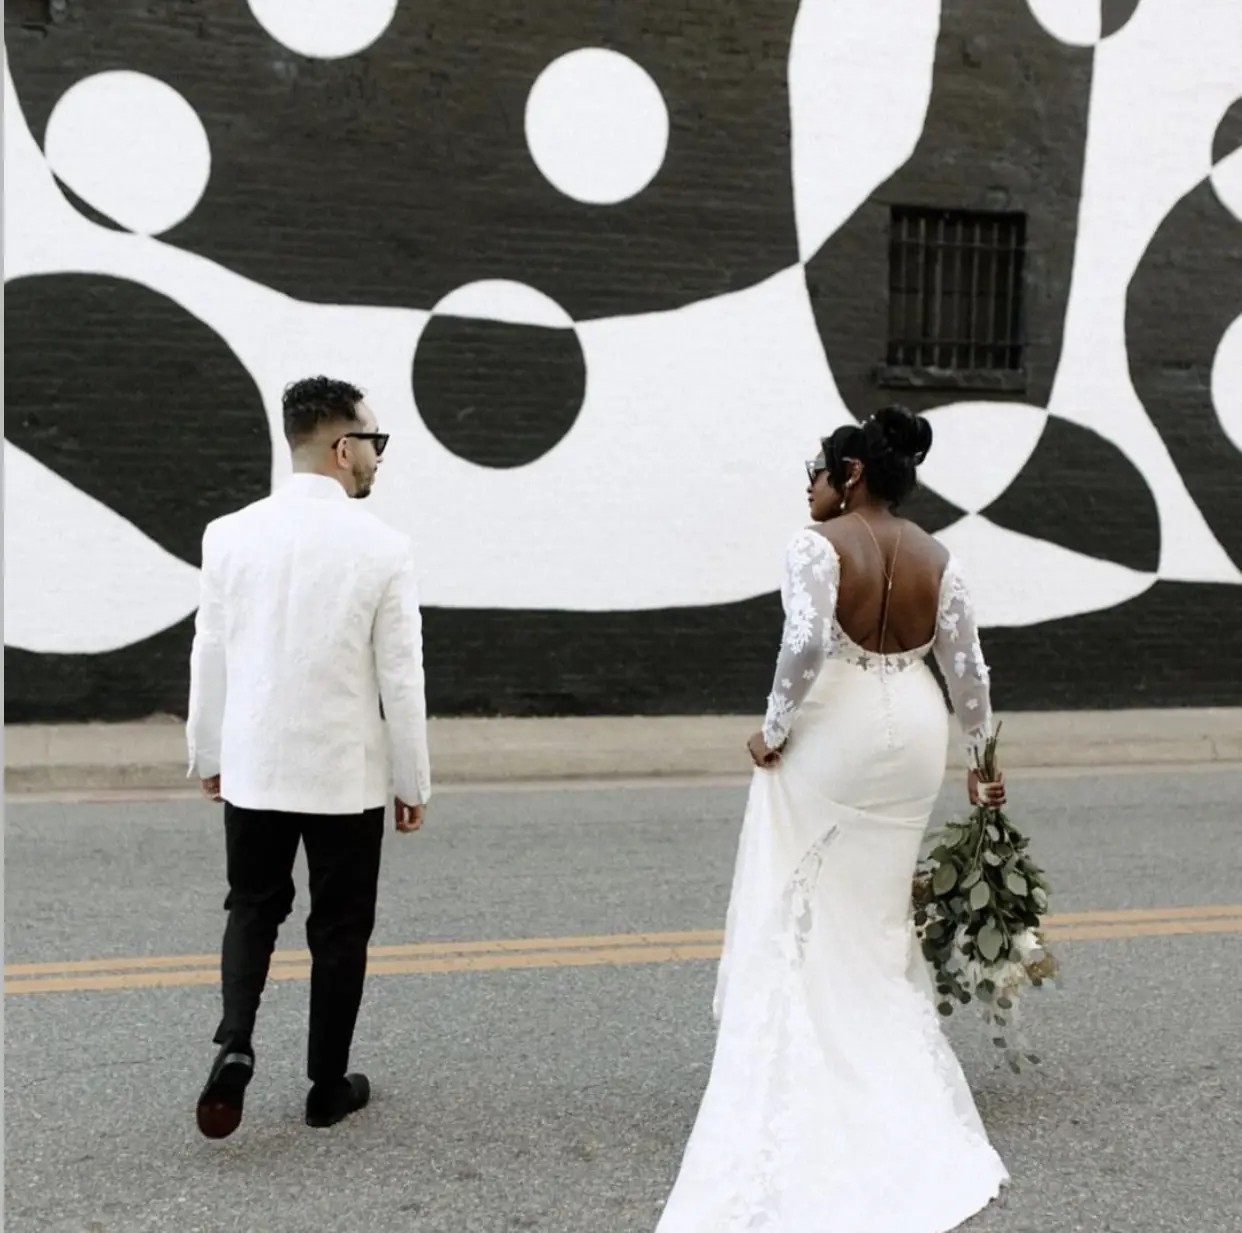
821, 404, 934, 509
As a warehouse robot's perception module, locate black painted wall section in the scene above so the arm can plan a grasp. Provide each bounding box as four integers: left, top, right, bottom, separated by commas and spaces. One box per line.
803, 0, 1091, 418
414, 319, 586, 469
982, 418, 1161, 574
6, 0, 799, 318
1127, 177, 1242, 572
801, 0, 1098, 538
5, 1, 1242, 721
5, 273, 271, 566
8, 582, 1242, 725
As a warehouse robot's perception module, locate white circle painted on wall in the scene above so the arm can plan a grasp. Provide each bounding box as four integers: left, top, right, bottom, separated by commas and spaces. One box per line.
247, 0, 398, 59
525, 48, 670, 205
432, 280, 576, 328
1025, 0, 1142, 46
44, 71, 211, 235
1025, 0, 1100, 45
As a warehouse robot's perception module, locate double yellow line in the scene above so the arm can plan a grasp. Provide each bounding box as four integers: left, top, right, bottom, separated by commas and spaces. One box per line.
6, 906, 1242, 997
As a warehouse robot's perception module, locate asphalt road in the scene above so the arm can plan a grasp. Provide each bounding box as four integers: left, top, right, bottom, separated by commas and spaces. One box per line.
4, 767, 1241, 1233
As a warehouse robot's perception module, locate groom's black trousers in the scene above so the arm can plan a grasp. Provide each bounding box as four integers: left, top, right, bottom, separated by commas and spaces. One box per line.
214, 803, 385, 1084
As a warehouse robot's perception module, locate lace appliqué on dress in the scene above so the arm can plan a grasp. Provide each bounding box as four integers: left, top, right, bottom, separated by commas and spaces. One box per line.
762, 531, 840, 749
833, 626, 925, 676
780, 824, 841, 966
932, 558, 994, 759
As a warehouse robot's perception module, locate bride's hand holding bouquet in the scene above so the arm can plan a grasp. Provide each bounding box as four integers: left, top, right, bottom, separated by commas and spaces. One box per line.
913, 724, 1059, 1073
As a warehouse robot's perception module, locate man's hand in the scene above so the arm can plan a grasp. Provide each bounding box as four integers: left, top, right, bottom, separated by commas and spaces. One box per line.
200, 776, 223, 802
394, 799, 426, 833
968, 769, 1006, 808
747, 731, 781, 770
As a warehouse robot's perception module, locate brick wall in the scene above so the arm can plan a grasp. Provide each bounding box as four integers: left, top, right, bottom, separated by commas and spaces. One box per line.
4, 0, 1241, 721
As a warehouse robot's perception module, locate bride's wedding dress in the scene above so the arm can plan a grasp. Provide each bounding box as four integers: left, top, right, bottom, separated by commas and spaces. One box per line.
656, 528, 1008, 1233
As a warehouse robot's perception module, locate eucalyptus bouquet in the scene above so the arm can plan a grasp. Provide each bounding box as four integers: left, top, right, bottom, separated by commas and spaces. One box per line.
912, 725, 1059, 1072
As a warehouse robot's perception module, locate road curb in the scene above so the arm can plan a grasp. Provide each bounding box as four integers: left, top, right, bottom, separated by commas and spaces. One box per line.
4, 709, 1241, 795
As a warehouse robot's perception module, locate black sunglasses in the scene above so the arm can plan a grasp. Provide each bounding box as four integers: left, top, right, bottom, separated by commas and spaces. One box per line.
336, 432, 389, 457
805, 459, 827, 482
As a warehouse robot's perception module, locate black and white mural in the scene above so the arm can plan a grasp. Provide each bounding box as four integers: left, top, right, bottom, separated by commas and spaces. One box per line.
5, 0, 1241, 721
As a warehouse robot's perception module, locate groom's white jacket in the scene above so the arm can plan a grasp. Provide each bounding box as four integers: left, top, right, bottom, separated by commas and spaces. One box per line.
186, 473, 432, 815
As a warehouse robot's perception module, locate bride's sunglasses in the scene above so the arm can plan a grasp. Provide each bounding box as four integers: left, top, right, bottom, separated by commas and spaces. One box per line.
805, 459, 827, 482
336, 431, 390, 457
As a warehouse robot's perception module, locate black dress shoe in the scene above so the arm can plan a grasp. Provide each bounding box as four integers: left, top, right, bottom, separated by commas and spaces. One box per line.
196, 1044, 255, 1139
305, 1073, 371, 1128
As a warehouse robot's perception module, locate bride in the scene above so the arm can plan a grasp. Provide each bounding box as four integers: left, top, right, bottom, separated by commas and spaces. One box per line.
656, 406, 1009, 1233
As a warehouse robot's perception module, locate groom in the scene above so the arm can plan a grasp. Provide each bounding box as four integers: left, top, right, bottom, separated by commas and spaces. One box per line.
186, 376, 432, 1138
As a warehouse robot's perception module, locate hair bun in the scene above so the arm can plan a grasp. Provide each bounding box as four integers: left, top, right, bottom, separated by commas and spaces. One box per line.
871, 404, 932, 465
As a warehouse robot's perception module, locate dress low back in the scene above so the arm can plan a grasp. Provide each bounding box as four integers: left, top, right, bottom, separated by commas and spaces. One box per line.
655, 528, 1007, 1233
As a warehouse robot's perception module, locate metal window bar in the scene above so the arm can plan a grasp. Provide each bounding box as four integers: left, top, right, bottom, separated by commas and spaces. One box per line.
955, 214, 968, 368
985, 218, 1000, 369
887, 208, 1025, 372
906, 213, 918, 365
1007, 218, 1025, 369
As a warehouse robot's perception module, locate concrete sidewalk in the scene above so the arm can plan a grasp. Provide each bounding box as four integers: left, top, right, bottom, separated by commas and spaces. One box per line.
4, 709, 1241, 794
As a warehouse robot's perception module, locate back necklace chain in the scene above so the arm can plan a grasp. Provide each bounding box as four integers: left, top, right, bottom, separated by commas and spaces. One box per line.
849, 513, 903, 654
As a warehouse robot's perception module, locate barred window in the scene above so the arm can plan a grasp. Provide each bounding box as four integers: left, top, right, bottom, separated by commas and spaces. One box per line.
887, 208, 1025, 373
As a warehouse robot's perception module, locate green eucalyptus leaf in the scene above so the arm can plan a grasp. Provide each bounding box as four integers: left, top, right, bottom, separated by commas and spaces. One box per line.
983, 852, 1002, 867
932, 864, 958, 895
970, 882, 992, 910
960, 869, 982, 890
937, 1002, 954, 1017
1006, 873, 1029, 897
997, 996, 1013, 1010
985, 824, 1000, 842
977, 922, 1003, 962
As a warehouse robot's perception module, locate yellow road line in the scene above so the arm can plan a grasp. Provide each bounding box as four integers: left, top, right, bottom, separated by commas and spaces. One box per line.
6, 943, 728, 995
1046, 918, 1242, 942
1039, 905, 1242, 925
7, 909, 1238, 978
6, 909, 1241, 996
3, 930, 724, 978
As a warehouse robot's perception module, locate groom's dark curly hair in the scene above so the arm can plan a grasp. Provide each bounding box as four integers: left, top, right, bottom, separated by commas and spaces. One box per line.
282, 376, 365, 449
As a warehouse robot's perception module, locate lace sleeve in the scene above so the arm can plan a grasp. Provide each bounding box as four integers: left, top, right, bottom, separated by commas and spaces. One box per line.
932, 556, 994, 762
761, 530, 840, 749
